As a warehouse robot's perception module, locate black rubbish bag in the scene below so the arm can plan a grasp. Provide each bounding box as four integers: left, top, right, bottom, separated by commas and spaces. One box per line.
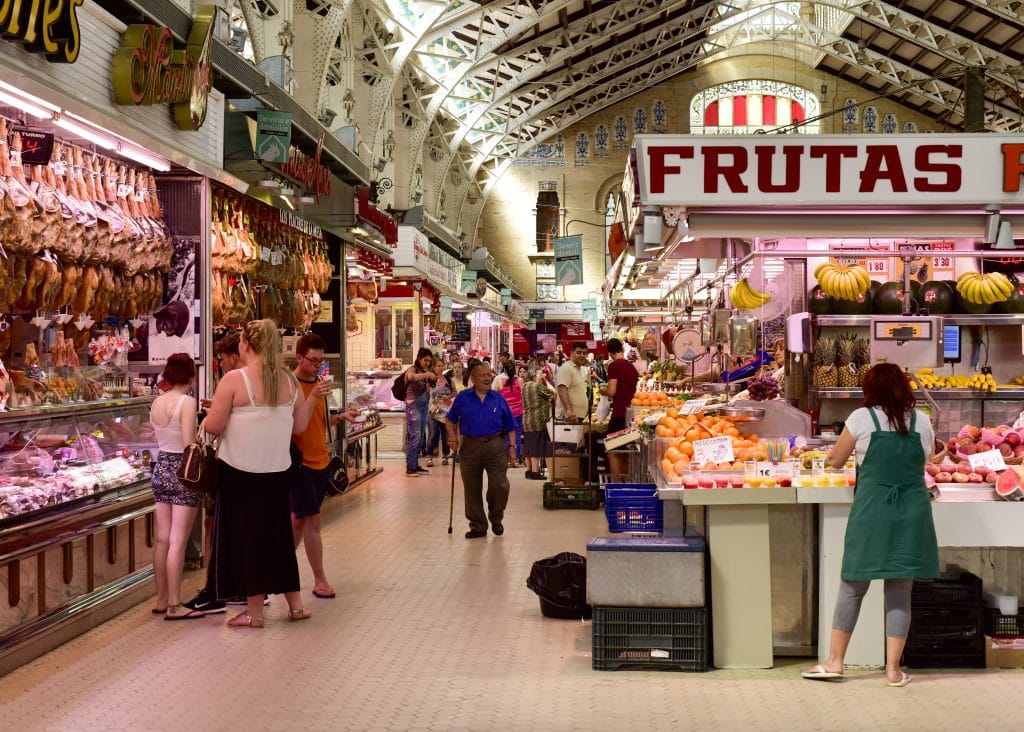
526, 552, 591, 620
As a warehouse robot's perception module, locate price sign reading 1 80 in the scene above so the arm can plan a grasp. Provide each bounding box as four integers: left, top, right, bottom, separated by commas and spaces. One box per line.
866, 258, 888, 276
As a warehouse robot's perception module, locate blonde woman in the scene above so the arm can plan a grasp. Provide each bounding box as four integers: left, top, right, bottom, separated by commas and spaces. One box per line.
204, 320, 330, 628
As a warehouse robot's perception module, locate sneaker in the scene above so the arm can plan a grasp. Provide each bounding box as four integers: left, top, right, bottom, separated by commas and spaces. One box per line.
415, 466, 429, 474
405, 470, 419, 477
441, 457, 448, 465
183, 588, 226, 614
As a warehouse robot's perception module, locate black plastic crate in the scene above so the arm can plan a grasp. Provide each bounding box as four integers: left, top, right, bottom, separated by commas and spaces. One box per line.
985, 607, 1024, 638
592, 606, 709, 672
903, 572, 985, 668
542, 482, 601, 510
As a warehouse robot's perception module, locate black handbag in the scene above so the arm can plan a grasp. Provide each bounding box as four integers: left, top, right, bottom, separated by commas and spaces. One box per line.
325, 454, 349, 496
176, 425, 219, 494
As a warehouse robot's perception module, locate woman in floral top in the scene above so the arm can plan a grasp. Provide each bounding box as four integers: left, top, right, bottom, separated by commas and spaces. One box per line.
426, 360, 455, 466
521, 370, 556, 480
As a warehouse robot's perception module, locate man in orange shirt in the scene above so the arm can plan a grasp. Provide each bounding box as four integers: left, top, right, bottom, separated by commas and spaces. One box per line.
292, 334, 338, 599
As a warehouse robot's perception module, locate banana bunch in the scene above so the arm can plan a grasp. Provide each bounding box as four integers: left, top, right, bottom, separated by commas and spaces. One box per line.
814, 263, 871, 301
956, 271, 1013, 305
730, 278, 772, 309
914, 368, 998, 392
1012, 375, 1024, 387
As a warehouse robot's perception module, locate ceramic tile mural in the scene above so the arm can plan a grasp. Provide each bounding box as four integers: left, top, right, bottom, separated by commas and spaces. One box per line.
882, 113, 898, 134
613, 116, 629, 149
652, 99, 667, 132
513, 134, 565, 166
574, 132, 590, 166
594, 124, 609, 158
633, 107, 647, 134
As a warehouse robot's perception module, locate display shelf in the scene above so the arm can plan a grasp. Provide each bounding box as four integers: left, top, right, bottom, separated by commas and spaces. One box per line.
797, 486, 855, 504
0, 396, 156, 420
815, 314, 1024, 327
813, 388, 1024, 400
681, 486, 796, 506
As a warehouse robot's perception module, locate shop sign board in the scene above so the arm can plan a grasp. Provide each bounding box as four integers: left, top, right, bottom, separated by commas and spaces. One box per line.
553, 235, 583, 286
500, 287, 512, 308
282, 134, 332, 202
111, 6, 215, 131
12, 128, 54, 164
529, 308, 545, 320
461, 270, 477, 295
636, 135, 1024, 207
0, 0, 83, 63
255, 110, 292, 163
356, 187, 398, 245
452, 312, 471, 342
439, 296, 452, 323
895, 241, 955, 280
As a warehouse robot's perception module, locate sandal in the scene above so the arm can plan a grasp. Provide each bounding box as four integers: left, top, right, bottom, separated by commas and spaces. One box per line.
441, 457, 448, 465
288, 608, 312, 622
426, 458, 434, 467
165, 606, 205, 621
227, 612, 265, 628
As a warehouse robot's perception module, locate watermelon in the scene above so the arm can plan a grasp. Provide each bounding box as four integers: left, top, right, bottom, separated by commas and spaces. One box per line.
995, 467, 1024, 500
834, 290, 872, 315
874, 282, 909, 314
994, 280, 1024, 314
957, 291, 992, 314
919, 281, 956, 314
808, 285, 834, 315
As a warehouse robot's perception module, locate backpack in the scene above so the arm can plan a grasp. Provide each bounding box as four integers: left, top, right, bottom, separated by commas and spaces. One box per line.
391, 372, 408, 401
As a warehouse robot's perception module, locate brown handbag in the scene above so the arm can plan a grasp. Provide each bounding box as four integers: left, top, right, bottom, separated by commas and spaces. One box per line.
176, 425, 220, 494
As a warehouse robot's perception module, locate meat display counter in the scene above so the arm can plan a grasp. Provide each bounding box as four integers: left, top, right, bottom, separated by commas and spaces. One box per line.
0, 397, 159, 675
342, 410, 384, 489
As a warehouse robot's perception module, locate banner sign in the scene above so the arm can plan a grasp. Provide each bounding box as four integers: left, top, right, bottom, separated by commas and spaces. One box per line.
282, 134, 332, 202
112, 6, 215, 131
500, 287, 512, 308
12, 128, 54, 165
439, 294, 452, 323
1, 0, 83, 63
553, 235, 583, 286
255, 110, 292, 162
636, 135, 1024, 206
461, 270, 477, 295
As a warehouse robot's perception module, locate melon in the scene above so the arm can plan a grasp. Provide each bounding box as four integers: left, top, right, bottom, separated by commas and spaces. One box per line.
808, 285, 835, 315
919, 281, 956, 315
995, 467, 1024, 500
957, 291, 992, 314
994, 280, 1024, 314
834, 289, 873, 315
874, 282, 910, 314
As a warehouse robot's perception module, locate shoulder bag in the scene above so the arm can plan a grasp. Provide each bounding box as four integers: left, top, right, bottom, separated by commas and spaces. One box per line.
323, 397, 349, 497
176, 424, 220, 494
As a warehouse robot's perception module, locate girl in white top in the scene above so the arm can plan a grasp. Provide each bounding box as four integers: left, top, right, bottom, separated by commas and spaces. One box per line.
149, 353, 203, 620
203, 319, 328, 628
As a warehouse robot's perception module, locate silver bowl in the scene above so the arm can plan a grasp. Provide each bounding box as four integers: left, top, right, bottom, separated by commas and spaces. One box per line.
716, 405, 766, 421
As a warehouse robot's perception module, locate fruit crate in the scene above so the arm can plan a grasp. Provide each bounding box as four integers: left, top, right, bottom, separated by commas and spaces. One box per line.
592, 606, 709, 672
903, 572, 985, 668
603, 483, 663, 534
542, 482, 601, 510
985, 607, 1024, 638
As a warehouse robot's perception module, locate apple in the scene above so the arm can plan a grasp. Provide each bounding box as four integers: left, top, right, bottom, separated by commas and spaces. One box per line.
952, 472, 970, 483
999, 443, 1013, 458
957, 462, 973, 474
1015, 445, 1024, 458
996, 425, 1011, 435
984, 472, 999, 483
940, 457, 959, 472
968, 473, 985, 483
959, 443, 978, 455
1006, 433, 1022, 447
924, 473, 936, 488
976, 442, 992, 453
936, 472, 953, 483
925, 464, 941, 476
948, 437, 961, 449
965, 425, 981, 439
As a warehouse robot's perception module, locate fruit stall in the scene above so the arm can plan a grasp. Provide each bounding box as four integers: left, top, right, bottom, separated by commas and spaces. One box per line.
600, 133, 1024, 668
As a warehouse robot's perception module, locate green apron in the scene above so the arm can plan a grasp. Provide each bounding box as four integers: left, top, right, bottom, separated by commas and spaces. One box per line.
841, 408, 939, 581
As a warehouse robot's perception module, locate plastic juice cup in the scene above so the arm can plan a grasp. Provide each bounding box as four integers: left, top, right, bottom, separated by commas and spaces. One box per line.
698, 474, 716, 489
776, 475, 792, 487
761, 475, 777, 488
747, 475, 762, 488
845, 468, 857, 487
682, 473, 699, 489
829, 471, 846, 487
728, 474, 745, 489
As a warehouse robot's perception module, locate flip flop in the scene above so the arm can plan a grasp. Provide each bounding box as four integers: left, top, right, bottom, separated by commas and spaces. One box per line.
801, 664, 844, 680
152, 607, 168, 615
886, 672, 912, 687
164, 608, 205, 621
312, 588, 336, 599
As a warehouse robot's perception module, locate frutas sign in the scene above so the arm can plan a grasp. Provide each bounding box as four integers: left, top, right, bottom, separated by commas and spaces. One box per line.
111, 6, 215, 131
280, 134, 332, 201
636, 135, 1024, 207
0, 0, 83, 63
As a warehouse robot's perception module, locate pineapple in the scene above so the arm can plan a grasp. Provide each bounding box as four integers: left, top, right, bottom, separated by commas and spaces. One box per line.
854, 337, 871, 385
813, 337, 838, 388
837, 334, 859, 388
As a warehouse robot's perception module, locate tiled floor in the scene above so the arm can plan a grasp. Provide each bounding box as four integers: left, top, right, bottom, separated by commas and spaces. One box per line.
1, 460, 1021, 731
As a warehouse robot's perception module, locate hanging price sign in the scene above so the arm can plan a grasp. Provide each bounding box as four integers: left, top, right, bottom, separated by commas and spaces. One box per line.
865, 258, 889, 276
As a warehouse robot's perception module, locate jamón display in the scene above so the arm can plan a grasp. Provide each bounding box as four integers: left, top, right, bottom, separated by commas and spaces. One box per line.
211, 185, 332, 329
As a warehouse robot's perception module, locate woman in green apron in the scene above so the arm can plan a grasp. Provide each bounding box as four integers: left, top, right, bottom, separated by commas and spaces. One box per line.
803, 363, 938, 687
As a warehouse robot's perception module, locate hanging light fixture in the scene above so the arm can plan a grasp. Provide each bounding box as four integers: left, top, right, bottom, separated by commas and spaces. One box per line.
995, 220, 1016, 249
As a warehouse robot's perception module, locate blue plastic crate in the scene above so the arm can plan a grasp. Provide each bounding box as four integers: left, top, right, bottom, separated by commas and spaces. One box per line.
603, 483, 662, 534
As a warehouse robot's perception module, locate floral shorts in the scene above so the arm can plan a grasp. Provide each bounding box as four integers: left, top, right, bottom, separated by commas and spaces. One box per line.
151, 451, 204, 508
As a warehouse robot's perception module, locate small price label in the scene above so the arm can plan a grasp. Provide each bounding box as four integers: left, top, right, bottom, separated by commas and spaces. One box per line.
693, 436, 735, 465
271, 249, 284, 266
260, 246, 271, 262
968, 450, 1006, 473
932, 255, 953, 272
680, 398, 709, 415
866, 258, 888, 275
757, 461, 776, 477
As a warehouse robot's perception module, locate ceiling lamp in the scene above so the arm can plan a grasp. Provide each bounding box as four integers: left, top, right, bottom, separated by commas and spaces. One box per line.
255, 178, 280, 189
995, 221, 1015, 249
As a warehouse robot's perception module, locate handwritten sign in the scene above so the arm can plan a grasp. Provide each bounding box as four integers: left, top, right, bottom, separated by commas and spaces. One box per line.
692, 436, 735, 465
968, 450, 1007, 474
680, 398, 709, 415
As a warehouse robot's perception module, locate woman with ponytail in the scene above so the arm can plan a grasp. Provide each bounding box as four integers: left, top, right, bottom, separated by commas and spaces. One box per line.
203, 319, 331, 628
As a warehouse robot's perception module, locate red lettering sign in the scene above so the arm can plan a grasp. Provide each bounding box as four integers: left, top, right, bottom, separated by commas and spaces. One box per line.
914, 145, 961, 192
859, 145, 908, 193
646, 146, 694, 194
809, 145, 857, 192
703, 146, 748, 193
755, 145, 803, 193
281, 134, 332, 202
356, 188, 398, 246
1003, 143, 1024, 193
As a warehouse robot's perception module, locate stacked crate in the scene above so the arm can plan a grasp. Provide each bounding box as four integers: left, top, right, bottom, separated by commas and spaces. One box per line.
903, 571, 985, 668
587, 536, 709, 671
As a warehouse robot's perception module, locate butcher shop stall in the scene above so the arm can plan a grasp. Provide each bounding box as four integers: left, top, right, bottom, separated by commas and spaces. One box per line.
0, 4, 231, 673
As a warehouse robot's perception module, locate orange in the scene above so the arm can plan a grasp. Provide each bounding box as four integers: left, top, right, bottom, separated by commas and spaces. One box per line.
679, 441, 693, 457
724, 427, 739, 437
673, 459, 689, 476
661, 458, 674, 475
664, 446, 682, 463
655, 425, 672, 438
666, 408, 679, 419
685, 427, 704, 442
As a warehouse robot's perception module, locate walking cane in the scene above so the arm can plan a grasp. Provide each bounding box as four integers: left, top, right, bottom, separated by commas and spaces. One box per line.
447, 445, 457, 534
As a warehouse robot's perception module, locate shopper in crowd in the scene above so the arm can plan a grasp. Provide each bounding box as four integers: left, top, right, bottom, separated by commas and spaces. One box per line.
445, 362, 517, 538
404, 348, 436, 477
448, 361, 466, 393
291, 333, 339, 600
498, 362, 525, 466
592, 353, 608, 384
553, 344, 566, 366
556, 342, 591, 422
599, 338, 640, 476
803, 363, 937, 687
426, 359, 454, 466
522, 368, 556, 480
463, 357, 481, 388
204, 319, 322, 628
184, 334, 245, 615
149, 354, 204, 620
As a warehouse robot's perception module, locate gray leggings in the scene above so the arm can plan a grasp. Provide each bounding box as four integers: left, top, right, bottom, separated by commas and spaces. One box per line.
832, 579, 914, 639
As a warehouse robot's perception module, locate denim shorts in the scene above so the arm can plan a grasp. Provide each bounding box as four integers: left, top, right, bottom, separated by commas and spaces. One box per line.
290, 464, 330, 518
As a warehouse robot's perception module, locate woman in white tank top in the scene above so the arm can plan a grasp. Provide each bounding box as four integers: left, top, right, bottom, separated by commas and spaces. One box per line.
203, 320, 321, 628
148, 354, 203, 620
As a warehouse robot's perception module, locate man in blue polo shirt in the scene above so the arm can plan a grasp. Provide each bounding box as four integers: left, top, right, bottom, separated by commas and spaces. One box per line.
446, 362, 518, 538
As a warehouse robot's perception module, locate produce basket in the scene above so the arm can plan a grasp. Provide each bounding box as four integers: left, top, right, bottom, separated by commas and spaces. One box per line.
985, 607, 1024, 638
603, 483, 663, 534
903, 572, 985, 668
592, 606, 709, 672
542, 482, 601, 510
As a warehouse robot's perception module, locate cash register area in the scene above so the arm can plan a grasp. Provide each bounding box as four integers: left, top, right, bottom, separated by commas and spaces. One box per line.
0, 461, 1020, 731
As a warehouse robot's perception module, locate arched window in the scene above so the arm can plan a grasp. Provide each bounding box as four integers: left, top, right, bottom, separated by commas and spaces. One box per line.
690, 80, 820, 134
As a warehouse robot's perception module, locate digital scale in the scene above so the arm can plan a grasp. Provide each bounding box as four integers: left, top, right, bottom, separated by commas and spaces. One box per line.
869, 316, 943, 369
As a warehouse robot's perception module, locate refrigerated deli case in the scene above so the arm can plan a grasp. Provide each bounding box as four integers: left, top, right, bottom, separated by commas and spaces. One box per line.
0, 398, 159, 674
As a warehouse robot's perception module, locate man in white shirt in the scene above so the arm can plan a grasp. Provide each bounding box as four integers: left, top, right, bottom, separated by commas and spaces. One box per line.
556, 342, 591, 421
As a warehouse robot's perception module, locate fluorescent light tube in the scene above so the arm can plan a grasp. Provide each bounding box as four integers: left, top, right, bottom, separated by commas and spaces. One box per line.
0, 90, 49, 119
53, 116, 117, 149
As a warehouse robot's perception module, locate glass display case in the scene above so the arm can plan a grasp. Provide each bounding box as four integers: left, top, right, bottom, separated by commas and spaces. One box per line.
347, 370, 406, 412
342, 409, 384, 489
